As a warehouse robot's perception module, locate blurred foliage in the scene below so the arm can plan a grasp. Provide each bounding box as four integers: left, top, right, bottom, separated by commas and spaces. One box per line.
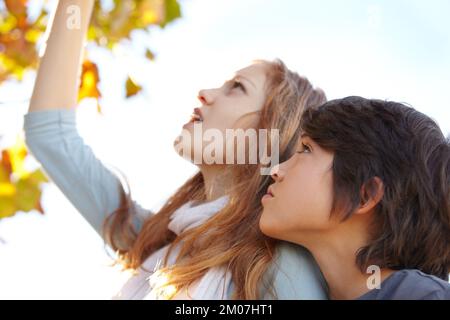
0, 0, 181, 219
0, 136, 48, 218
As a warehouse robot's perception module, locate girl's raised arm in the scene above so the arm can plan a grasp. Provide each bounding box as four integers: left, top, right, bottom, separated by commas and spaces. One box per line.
25, 0, 152, 244
29, 0, 94, 111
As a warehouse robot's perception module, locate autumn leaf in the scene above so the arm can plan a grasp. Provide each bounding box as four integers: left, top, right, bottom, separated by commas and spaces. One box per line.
145, 48, 156, 61
2, 0, 182, 98
78, 59, 103, 112
0, 0, 182, 219
125, 75, 143, 98
0, 136, 48, 219
161, 0, 181, 27
4, 0, 27, 16
0, 149, 12, 178
7, 135, 29, 179
0, 0, 45, 81
78, 60, 101, 100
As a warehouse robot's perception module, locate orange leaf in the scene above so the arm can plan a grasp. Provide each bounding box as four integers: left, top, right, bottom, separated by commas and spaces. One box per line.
35, 200, 44, 214
78, 60, 102, 111
4, 0, 28, 18
1, 150, 12, 177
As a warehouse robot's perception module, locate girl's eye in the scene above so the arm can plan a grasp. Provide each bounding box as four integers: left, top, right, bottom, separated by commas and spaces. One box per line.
231, 80, 245, 92
297, 143, 311, 154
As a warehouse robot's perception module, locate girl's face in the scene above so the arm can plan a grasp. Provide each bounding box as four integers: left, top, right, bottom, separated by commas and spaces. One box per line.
174, 62, 268, 164
260, 136, 338, 243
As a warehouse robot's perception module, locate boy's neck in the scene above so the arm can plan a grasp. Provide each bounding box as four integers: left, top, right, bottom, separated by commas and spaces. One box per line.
315, 249, 395, 300
300, 216, 396, 300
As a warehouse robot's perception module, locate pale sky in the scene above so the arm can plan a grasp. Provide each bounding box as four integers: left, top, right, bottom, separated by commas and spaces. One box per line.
0, 0, 449, 299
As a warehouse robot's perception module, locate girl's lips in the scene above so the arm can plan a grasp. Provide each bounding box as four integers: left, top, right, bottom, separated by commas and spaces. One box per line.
189, 113, 202, 122
182, 108, 204, 128
193, 107, 204, 121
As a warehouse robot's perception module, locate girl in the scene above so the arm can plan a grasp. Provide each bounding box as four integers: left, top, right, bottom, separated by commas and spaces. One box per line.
25, 0, 327, 299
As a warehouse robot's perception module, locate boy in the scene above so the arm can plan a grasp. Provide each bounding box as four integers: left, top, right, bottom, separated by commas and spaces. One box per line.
260, 96, 450, 299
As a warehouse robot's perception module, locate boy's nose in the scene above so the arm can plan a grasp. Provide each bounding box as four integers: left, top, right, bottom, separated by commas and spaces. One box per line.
270, 164, 284, 182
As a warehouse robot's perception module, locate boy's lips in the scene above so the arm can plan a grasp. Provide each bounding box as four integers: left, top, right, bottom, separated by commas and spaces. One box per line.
262, 185, 275, 203
267, 185, 275, 197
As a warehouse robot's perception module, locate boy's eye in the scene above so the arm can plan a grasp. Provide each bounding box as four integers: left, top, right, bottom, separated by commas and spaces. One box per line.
297, 143, 311, 154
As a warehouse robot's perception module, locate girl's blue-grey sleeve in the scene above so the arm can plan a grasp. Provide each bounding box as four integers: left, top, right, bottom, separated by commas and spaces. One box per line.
263, 242, 329, 300
23, 109, 152, 239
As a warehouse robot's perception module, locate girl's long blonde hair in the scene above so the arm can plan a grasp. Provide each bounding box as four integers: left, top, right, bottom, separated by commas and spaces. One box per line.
103, 59, 327, 299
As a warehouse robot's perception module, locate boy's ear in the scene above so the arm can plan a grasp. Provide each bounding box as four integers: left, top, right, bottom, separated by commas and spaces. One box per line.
354, 176, 384, 215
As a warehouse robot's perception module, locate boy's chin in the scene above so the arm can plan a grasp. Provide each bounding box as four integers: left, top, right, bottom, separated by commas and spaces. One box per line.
259, 211, 278, 238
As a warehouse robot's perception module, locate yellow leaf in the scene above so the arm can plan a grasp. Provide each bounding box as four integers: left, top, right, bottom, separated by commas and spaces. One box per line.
7, 135, 30, 179
27, 169, 49, 184
84, 71, 96, 88
0, 196, 16, 218
125, 76, 142, 98
141, 0, 166, 25
24, 28, 42, 43
0, 182, 16, 197
0, 15, 18, 33
15, 177, 41, 212
141, 9, 158, 25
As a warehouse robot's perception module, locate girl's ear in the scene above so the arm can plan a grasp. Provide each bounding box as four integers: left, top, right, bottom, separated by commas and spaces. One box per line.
354, 177, 384, 215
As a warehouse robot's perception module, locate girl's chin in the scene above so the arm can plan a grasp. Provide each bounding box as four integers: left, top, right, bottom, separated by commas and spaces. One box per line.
182, 120, 203, 129
182, 121, 194, 129
172, 142, 204, 163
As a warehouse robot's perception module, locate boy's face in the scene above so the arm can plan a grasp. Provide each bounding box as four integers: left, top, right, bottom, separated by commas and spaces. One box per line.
260, 136, 339, 243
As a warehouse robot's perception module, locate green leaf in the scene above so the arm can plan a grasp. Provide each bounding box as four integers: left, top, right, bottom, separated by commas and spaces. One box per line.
161, 0, 181, 28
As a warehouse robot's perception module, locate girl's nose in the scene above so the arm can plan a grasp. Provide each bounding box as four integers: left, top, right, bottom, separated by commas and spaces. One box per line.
197, 90, 210, 105
197, 89, 215, 106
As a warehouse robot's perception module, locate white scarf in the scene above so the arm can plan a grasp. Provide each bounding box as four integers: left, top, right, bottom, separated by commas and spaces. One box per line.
113, 195, 232, 300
